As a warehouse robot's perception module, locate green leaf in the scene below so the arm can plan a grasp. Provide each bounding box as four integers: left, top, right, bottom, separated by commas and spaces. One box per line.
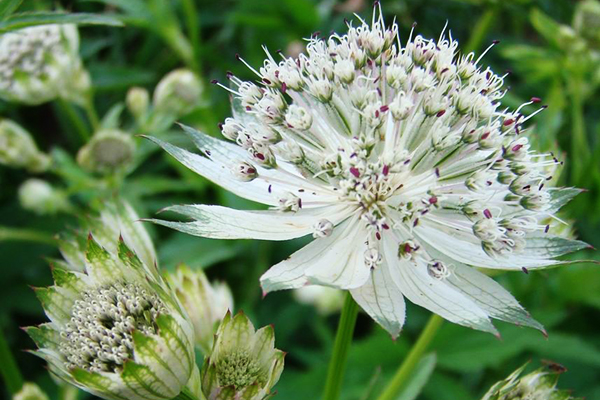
395, 353, 437, 400
0, 0, 22, 19
0, 12, 124, 33
529, 8, 564, 48
88, 64, 157, 91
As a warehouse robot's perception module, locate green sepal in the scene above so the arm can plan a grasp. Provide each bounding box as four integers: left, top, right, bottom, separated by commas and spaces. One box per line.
34, 286, 72, 324
117, 237, 144, 272
131, 330, 181, 386
122, 361, 176, 399
26, 324, 61, 349
155, 314, 194, 381
85, 234, 121, 283
51, 267, 89, 293
71, 368, 129, 400
524, 236, 590, 258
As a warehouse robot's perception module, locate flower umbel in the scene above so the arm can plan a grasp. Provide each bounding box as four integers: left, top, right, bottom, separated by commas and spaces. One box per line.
201, 312, 284, 400
481, 363, 580, 400
147, 6, 588, 338
26, 203, 197, 400
166, 264, 234, 353
0, 24, 90, 105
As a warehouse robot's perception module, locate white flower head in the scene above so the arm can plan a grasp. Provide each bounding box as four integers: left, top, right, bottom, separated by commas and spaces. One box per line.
0, 24, 90, 105
77, 129, 135, 174
148, 5, 588, 338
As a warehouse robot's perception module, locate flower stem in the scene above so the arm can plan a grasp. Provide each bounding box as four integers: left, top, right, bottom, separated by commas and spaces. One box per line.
375, 314, 443, 400
181, 0, 202, 75
569, 77, 589, 184
0, 326, 24, 395
0, 226, 56, 245
84, 96, 100, 132
57, 99, 91, 143
322, 292, 359, 400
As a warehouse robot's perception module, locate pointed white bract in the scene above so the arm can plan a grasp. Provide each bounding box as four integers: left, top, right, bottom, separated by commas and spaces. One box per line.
166, 264, 234, 353
149, 6, 587, 338
27, 203, 197, 400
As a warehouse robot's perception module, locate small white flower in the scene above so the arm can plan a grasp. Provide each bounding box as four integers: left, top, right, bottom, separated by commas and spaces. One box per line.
148, 6, 587, 338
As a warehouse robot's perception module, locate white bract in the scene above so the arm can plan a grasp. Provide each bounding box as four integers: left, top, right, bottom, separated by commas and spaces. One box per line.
26, 202, 198, 400
0, 24, 90, 105
148, 7, 588, 338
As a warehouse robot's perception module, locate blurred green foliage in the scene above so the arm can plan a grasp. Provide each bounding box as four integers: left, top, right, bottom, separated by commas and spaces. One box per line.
1, 0, 599, 399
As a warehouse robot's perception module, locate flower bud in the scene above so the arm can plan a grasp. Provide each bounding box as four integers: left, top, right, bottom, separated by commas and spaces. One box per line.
13, 383, 49, 400
201, 312, 284, 400
481, 363, 578, 400
153, 69, 202, 117
18, 179, 70, 215
0, 119, 50, 172
573, 0, 600, 47
293, 285, 344, 315
27, 228, 197, 400
77, 129, 135, 173
232, 161, 259, 182
165, 265, 234, 353
0, 25, 89, 105
126, 87, 150, 120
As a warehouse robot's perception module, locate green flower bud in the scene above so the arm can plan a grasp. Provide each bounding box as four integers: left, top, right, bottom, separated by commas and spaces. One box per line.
18, 179, 70, 215
201, 312, 284, 400
27, 226, 197, 400
126, 87, 150, 120
166, 265, 234, 353
0, 25, 90, 105
13, 383, 49, 400
77, 129, 135, 173
293, 286, 344, 315
153, 69, 203, 117
0, 119, 50, 172
481, 363, 581, 400
573, 0, 600, 47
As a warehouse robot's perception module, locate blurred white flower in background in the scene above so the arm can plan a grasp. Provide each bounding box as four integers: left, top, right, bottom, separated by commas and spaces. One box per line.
293, 285, 344, 315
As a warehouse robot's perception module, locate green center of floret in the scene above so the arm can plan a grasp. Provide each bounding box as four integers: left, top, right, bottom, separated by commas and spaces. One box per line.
216, 350, 264, 389
59, 282, 167, 373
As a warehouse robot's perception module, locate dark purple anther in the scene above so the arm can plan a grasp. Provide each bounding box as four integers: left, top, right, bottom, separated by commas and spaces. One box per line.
512, 144, 523, 152
522, 267, 529, 274
382, 164, 389, 176
429, 196, 438, 205
483, 209, 492, 219
349, 167, 360, 178
436, 110, 446, 117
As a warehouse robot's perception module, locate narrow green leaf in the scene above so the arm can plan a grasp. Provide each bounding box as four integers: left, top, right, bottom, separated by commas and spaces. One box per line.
395, 353, 437, 400
0, 12, 124, 33
0, 0, 23, 19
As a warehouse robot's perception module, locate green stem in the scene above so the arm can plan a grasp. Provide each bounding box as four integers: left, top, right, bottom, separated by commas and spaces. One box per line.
465, 7, 497, 54
0, 226, 56, 245
57, 99, 91, 143
0, 326, 24, 395
181, 0, 202, 75
569, 77, 589, 184
84, 96, 100, 132
322, 292, 360, 400
376, 314, 443, 400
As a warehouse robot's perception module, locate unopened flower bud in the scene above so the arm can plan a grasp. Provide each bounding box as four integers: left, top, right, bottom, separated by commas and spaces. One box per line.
573, 0, 600, 47
285, 105, 313, 130
18, 179, 70, 215
153, 69, 202, 117
293, 285, 344, 315
165, 264, 234, 353
221, 118, 243, 141
201, 312, 284, 400
77, 129, 135, 173
232, 161, 259, 182
13, 383, 49, 400
126, 87, 149, 120
0, 25, 89, 105
0, 119, 50, 172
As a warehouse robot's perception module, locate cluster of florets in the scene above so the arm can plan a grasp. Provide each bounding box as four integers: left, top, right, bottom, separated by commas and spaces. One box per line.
212, 7, 558, 265
59, 282, 167, 373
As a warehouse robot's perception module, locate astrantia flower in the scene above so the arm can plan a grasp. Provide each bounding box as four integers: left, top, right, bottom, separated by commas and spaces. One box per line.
77, 129, 135, 174
147, 7, 588, 338
201, 312, 284, 400
26, 204, 198, 400
481, 363, 580, 400
0, 24, 90, 105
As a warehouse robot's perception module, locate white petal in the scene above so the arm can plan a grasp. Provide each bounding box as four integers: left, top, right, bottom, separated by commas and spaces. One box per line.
304, 217, 372, 289
422, 244, 544, 331
145, 135, 311, 207
350, 264, 406, 338
415, 220, 561, 270
261, 216, 367, 292
149, 204, 351, 240
382, 236, 498, 334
